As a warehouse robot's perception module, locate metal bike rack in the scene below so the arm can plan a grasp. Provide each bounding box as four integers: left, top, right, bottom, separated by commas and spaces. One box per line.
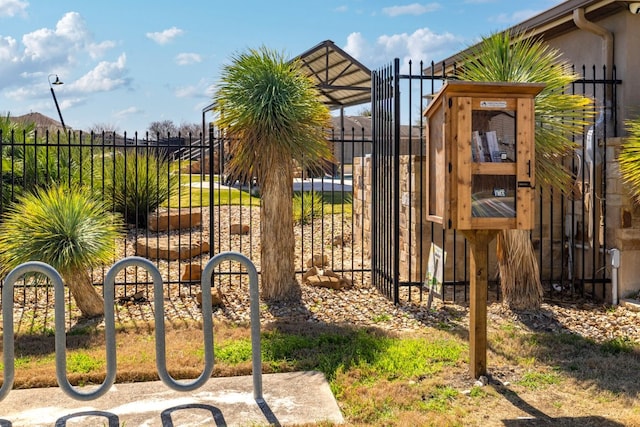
0, 251, 262, 402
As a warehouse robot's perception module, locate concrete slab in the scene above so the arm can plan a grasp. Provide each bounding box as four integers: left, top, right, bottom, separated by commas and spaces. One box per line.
0, 371, 344, 426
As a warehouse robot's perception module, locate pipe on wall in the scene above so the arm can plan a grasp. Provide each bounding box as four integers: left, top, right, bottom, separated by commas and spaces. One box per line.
573, 7, 614, 79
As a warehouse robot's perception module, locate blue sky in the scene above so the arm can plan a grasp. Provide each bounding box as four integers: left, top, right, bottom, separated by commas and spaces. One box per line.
1, 0, 563, 134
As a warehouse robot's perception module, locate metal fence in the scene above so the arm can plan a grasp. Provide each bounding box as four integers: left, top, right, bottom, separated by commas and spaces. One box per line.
0, 59, 622, 313
369, 58, 622, 304
0, 126, 368, 313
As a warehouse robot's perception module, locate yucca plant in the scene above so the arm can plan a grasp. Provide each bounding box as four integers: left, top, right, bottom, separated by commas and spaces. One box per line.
619, 117, 640, 203
457, 31, 593, 310
213, 46, 333, 300
99, 148, 178, 227
0, 185, 122, 318
293, 190, 324, 225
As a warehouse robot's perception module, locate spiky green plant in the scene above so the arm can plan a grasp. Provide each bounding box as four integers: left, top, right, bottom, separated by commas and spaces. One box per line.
0, 113, 34, 207
457, 31, 594, 310
293, 191, 324, 225
213, 46, 333, 300
619, 117, 640, 203
99, 149, 178, 227
0, 184, 122, 318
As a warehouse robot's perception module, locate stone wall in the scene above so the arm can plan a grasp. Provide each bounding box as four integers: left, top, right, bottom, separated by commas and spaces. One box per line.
353, 155, 495, 285
353, 156, 372, 258
607, 137, 640, 299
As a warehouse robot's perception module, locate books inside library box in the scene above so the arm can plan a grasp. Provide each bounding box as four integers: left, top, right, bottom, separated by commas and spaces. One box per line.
471, 190, 516, 218
471, 130, 513, 163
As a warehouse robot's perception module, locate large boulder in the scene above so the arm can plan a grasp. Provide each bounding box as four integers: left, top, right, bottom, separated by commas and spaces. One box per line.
148, 208, 202, 232
136, 237, 210, 260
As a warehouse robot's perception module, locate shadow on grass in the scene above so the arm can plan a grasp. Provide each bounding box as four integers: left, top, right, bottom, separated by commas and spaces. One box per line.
260, 295, 396, 382
400, 299, 640, 400
496, 385, 625, 426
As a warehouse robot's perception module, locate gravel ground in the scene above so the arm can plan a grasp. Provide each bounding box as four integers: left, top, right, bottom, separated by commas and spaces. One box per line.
5, 205, 640, 346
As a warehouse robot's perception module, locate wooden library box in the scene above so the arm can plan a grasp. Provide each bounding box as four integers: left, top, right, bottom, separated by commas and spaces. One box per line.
423, 80, 545, 230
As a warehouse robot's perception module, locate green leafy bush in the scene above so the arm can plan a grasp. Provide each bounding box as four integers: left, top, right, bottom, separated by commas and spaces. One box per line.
99, 149, 178, 227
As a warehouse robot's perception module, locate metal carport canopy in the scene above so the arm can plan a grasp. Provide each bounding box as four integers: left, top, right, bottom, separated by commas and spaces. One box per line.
292, 40, 372, 110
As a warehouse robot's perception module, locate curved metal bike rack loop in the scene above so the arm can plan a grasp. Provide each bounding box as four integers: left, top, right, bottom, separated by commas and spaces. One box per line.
1, 261, 117, 401
0, 252, 261, 402
201, 251, 262, 400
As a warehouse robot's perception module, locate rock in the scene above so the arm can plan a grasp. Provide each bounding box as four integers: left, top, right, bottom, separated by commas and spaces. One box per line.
306, 254, 329, 268
230, 223, 250, 235
148, 208, 202, 232
474, 376, 488, 387
303, 268, 352, 290
136, 238, 210, 260
332, 234, 352, 247
117, 290, 147, 305
196, 288, 223, 307
306, 274, 344, 290
182, 263, 202, 282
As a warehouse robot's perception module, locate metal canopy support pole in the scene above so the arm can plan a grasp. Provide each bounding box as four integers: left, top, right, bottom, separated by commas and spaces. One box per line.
462, 229, 498, 378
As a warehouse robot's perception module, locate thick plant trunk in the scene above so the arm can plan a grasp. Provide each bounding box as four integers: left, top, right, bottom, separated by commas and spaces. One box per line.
496, 229, 543, 310
259, 158, 300, 301
64, 270, 105, 318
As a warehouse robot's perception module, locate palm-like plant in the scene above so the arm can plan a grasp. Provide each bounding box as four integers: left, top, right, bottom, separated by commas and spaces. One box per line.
457, 31, 593, 310
0, 185, 122, 318
213, 46, 333, 300
619, 118, 640, 203
0, 113, 35, 206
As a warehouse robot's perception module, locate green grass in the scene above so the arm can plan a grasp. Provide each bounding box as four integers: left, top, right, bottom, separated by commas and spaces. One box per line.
215, 329, 464, 383
67, 352, 103, 374
422, 385, 459, 412
167, 182, 352, 215
5, 315, 640, 426
516, 370, 562, 390
165, 187, 261, 207
601, 337, 636, 355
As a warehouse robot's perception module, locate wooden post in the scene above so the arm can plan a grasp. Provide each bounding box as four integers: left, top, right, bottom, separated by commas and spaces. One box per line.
462, 229, 498, 378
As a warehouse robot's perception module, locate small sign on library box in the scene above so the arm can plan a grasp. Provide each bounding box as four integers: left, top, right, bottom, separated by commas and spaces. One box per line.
425, 243, 445, 307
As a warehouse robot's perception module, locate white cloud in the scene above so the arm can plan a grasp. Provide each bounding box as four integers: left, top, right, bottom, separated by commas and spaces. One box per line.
382, 3, 440, 17
87, 40, 117, 59
59, 96, 85, 110
490, 9, 541, 24
175, 52, 202, 66
0, 11, 121, 96
146, 27, 184, 45
175, 78, 212, 99
10, 12, 115, 69
70, 53, 130, 93
0, 36, 19, 63
344, 28, 463, 70
114, 106, 143, 118
334, 5, 348, 13
0, 0, 28, 17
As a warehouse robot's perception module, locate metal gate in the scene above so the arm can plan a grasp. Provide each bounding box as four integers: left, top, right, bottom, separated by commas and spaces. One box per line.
370, 58, 621, 304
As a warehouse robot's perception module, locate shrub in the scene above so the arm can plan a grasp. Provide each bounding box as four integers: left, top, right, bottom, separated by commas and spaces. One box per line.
293, 190, 324, 225
99, 148, 178, 227
0, 184, 122, 317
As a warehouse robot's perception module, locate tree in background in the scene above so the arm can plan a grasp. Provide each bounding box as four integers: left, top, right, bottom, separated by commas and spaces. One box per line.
88, 122, 120, 135
178, 121, 201, 138
148, 120, 178, 137
213, 46, 333, 300
457, 31, 593, 310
